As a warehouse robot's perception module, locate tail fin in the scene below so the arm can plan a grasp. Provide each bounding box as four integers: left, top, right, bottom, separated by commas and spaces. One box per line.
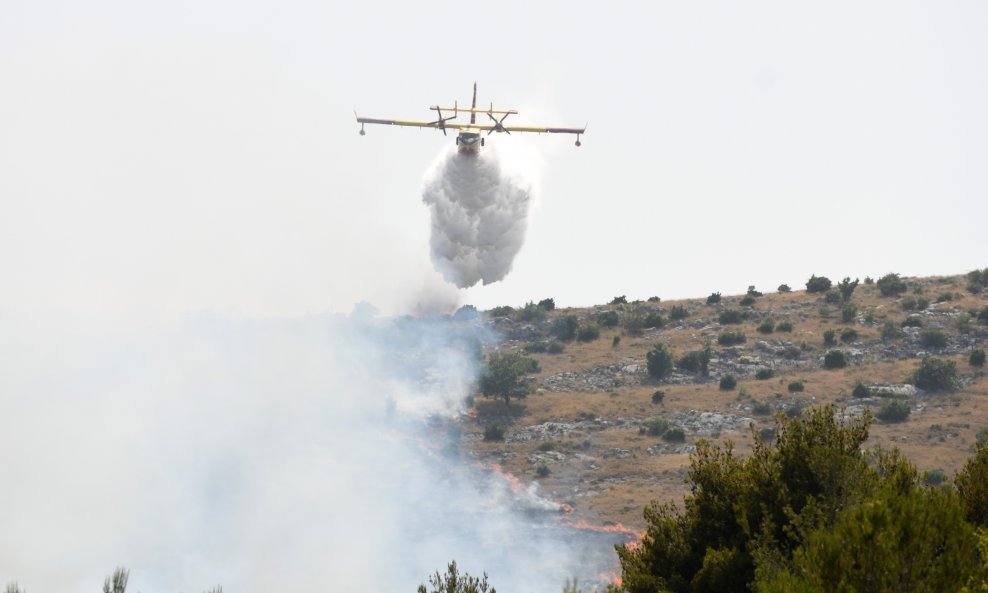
470, 82, 477, 124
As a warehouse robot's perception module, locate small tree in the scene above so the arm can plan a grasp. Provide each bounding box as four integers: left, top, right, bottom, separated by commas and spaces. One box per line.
837, 277, 859, 302
677, 346, 712, 376
104, 568, 129, 593
777, 284, 792, 293
910, 357, 957, 391
972, 349, 987, 367
537, 298, 555, 311
550, 315, 578, 341
877, 272, 908, 297
823, 350, 848, 369
707, 292, 722, 304
418, 561, 496, 593
647, 343, 675, 379
480, 351, 536, 406
806, 275, 832, 293
957, 440, 988, 527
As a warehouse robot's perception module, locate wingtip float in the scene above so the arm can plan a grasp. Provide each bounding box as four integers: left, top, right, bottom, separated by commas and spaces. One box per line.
355, 82, 585, 154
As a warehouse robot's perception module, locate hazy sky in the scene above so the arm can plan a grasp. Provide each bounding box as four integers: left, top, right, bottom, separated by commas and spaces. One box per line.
2, 0, 987, 318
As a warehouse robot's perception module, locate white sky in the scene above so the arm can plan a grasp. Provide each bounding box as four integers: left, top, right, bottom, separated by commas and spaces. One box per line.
2, 0, 987, 318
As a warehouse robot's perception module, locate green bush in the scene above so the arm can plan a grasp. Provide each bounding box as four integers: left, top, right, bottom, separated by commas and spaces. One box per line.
955, 313, 973, 334
776, 321, 794, 332
788, 380, 805, 393
483, 423, 505, 441
837, 277, 859, 302
824, 350, 848, 369
785, 400, 806, 418
516, 301, 547, 322
612, 335, 621, 347
610, 295, 628, 305
576, 324, 600, 342
646, 343, 675, 379
642, 416, 670, 436
707, 292, 722, 304
647, 296, 661, 302
923, 468, 946, 487
840, 328, 858, 343
920, 329, 948, 349
979, 307, 988, 323
755, 368, 775, 380
757, 320, 775, 334
740, 295, 757, 306
806, 275, 832, 293
902, 315, 923, 328
911, 357, 958, 391
824, 289, 841, 304
669, 305, 690, 320
841, 303, 858, 323
823, 329, 837, 347
488, 305, 514, 317
718, 330, 747, 345
597, 310, 619, 327
720, 374, 738, 390
537, 298, 555, 311
663, 426, 686, 443
622, 313, 645, 336
777, 284, 792, 293
651, 390, 665, 404
535, 464, 550, 478
877, 273, 908, 297
882, 319, 902, 340
747, 285, 763, 297
642, 312, 665, 329
550, 315, 579, 341
758, 427, 776, 440
877, 400, 911, 423
677, 346, 712, 376
480, 352, 538, 406
852, 381, 871, 397
971, 349, 986, 367
751, 400, 773, 415
966, 268, 988, 293
719, 309, 747, 324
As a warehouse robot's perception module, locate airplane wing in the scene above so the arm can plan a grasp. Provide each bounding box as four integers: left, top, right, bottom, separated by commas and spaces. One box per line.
356, 115, 449, 128
474, 124, 586, 135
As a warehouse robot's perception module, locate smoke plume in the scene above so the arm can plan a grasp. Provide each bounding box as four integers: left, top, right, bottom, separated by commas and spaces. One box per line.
422, 146, 533, 288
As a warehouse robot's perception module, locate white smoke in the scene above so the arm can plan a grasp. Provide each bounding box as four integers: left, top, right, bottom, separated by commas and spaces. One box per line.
422, 145, 533, 288
0, 309, 621, 593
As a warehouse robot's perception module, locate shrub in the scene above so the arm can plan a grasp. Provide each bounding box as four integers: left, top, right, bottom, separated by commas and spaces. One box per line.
911, 357, 958, 391
759, 427, 776, 440
707, 292, 722, 304
547, 342, 565, 354
647, 296, 661, 302
776, 321, 794, 332
480, 352, 537, 406
900, 296, 918, 311
864, 276, 874, 284
740, 295, 757, 306
576, 324, 600, 342
516, 301, 547, 321
669, 305, 689, 320
955, 314, 973, 334
483, 423, 505, 441
646, 343, 675, 379
643, 416, 670, 436
757, 320, 775, 334
841, 303, 858, 323
852, 381, 871, 397
677, 346, 712, 376
777, 284, 792, 293
720, 374, 738, 390
806, 275, 832, 293
966, 268, 988, 293
454, 304, 479, 320
877, 273, 908, 297
535, 464, 550, 478
788, 380, 805, 393
840, 328, 858, 343
920, 329, 947, 349
751, 400, 773, 415
824, 350, 848, 369
877, 400, 911, 423
488, 305, 514, 317
785, 400, 806, 418
612, 335, 621, 347
824, 289, 842, 304
979, 307, 988, 323
651, 390, 665, 404
597, 310, 619, 327
663, 427, 686, 443
823, 329, 837, 347
524, 341, 555, 354
550, 315, 579, 341
537, 298, 555, 311
838, 277, 859, 302
924, 468, 946, 487
902, 315, 924, 328
610, 295, 627, 305
718, 330, 747, 345
622, 313, 645, 336
971, 349, 986, 367
755, 368, 775, 380
719, 309, 747, 324
642, 312, 665, 329
747, 285, 763, 297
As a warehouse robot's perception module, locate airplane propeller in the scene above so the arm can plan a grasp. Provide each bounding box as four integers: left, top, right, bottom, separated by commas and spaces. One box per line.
486, 111, 511, 135
427, 107, 456, 136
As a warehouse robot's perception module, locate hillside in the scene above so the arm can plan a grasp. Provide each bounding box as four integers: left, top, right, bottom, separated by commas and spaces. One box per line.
462, 272, 988, 532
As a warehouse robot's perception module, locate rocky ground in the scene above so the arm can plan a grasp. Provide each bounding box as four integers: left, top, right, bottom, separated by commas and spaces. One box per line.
460, 273, 988, 530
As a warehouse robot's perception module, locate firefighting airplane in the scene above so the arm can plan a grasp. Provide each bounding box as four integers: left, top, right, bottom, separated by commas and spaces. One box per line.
355, 83, 585, 153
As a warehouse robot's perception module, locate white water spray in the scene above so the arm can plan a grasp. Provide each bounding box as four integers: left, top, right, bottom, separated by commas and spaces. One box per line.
422, 145, 533, 288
